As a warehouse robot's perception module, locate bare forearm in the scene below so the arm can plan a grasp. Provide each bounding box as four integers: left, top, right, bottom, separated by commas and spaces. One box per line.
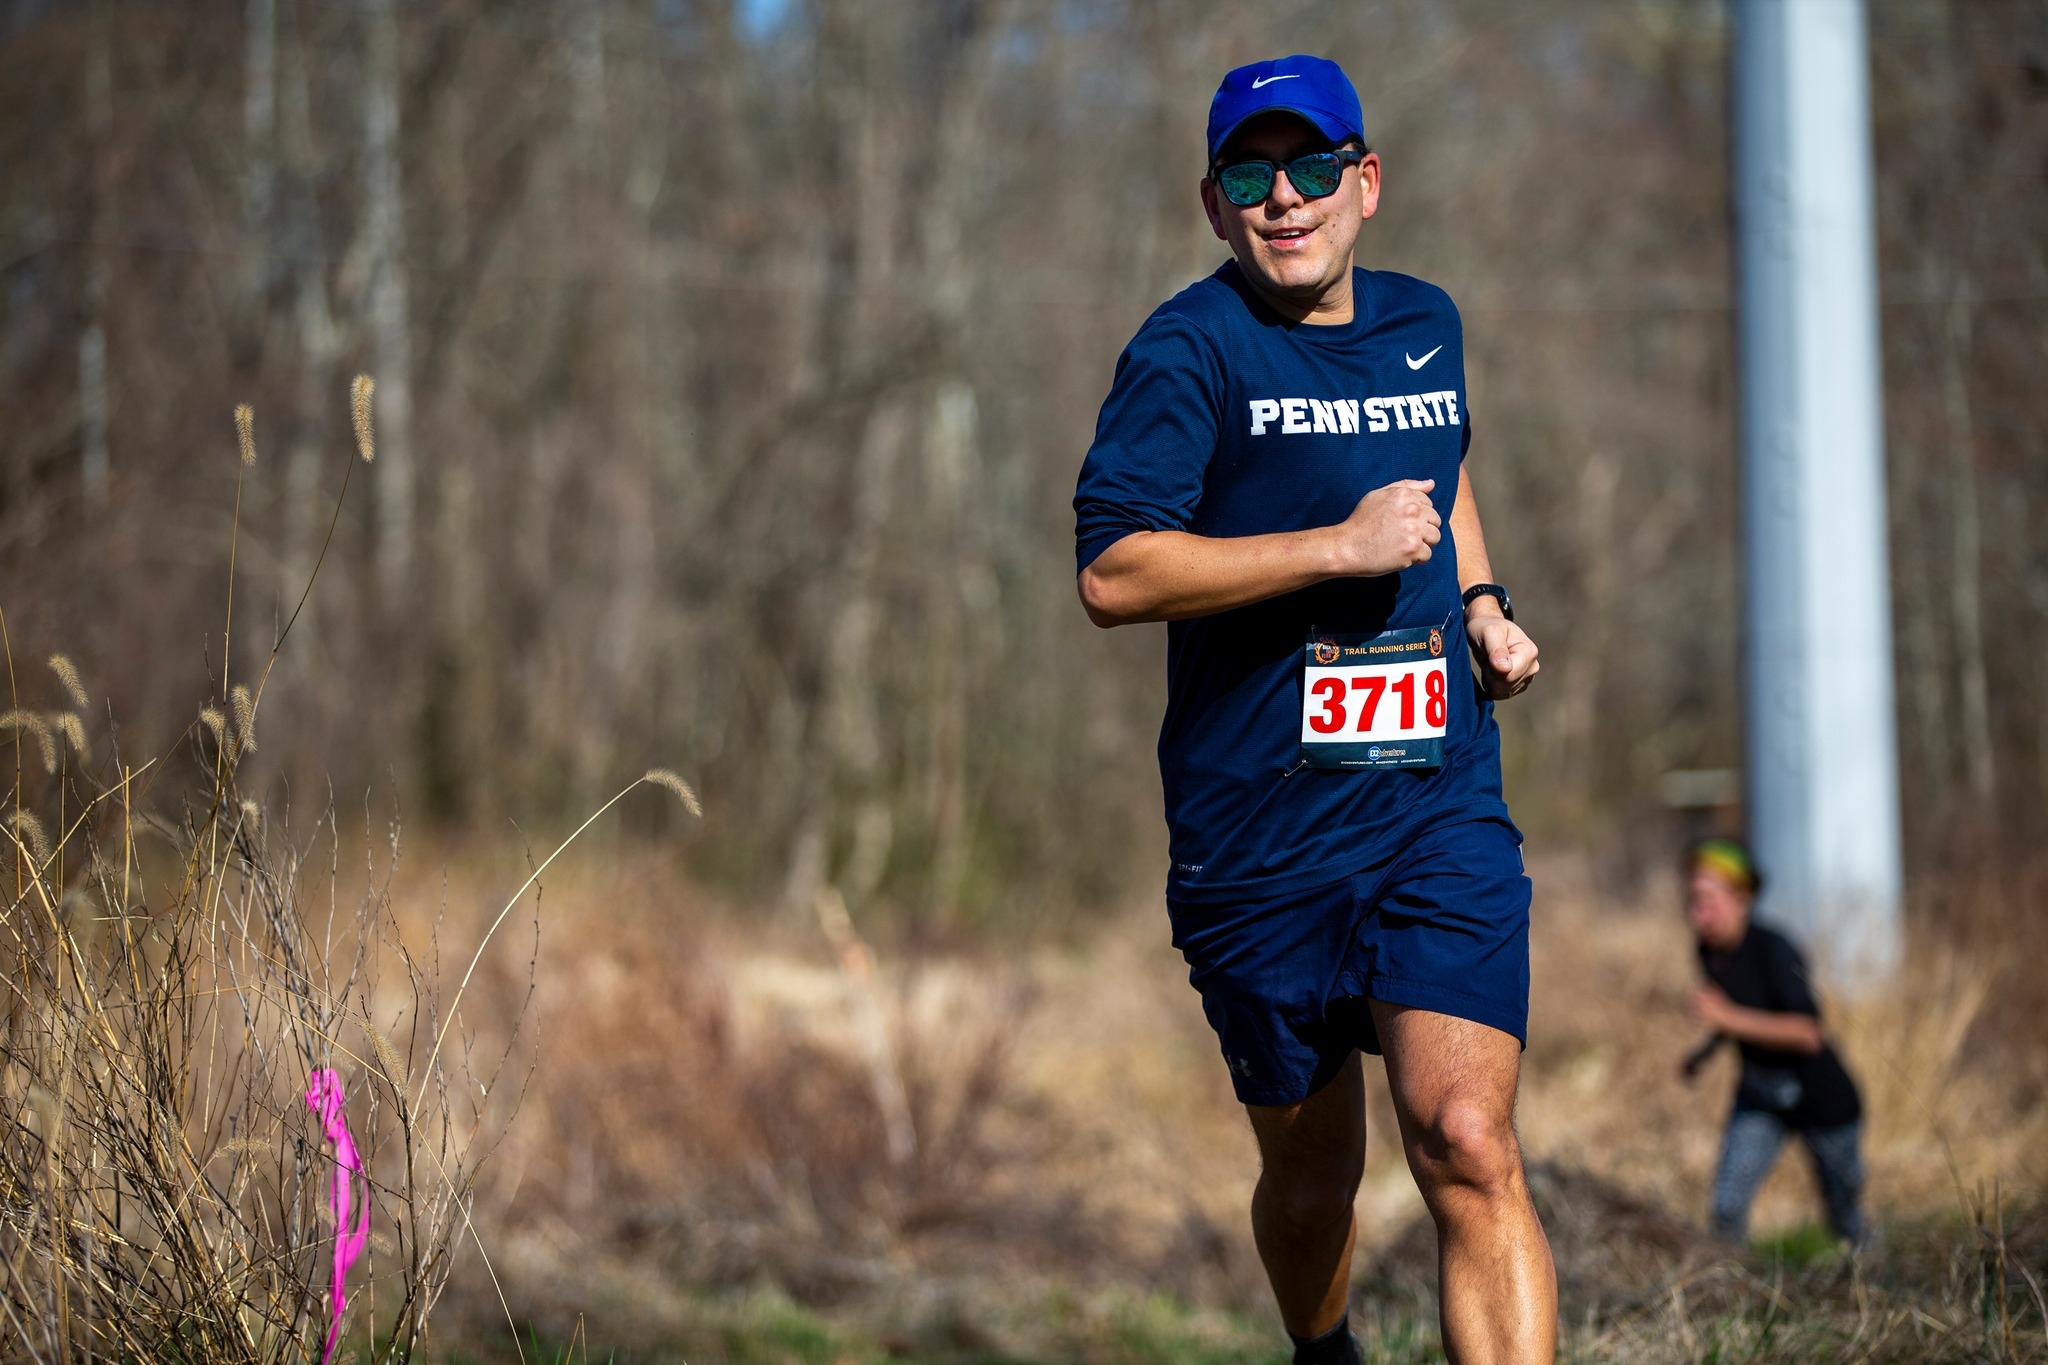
1715, 1007, 1824, 1054
1078, 477, 1442, 628
1078, 528, 1342, 626
1446, 466, 1540, 695
1449, 465, 1492, 594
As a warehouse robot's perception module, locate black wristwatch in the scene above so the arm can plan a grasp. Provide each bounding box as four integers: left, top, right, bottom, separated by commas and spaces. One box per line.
1461, 583, 1514, 622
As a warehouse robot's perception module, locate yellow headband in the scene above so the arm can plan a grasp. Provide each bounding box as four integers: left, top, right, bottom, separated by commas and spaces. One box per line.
1690, 841, 1754, 892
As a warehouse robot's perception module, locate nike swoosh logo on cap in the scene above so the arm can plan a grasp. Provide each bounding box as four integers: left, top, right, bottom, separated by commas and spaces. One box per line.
1405, 345, 1443, 370
1250, 74, 1300, 89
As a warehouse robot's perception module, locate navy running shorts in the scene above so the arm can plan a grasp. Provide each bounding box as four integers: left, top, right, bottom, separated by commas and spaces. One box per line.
1167, 815, 1531, 1107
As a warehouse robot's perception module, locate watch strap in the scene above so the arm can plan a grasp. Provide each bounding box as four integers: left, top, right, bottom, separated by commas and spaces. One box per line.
1461, 583, 1514, 622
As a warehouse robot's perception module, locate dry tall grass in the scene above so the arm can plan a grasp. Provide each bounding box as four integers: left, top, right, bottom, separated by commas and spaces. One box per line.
0, 385, 715, 1360
0, 652, 524, 1360
418, 850, 2046, 1362
0, 383, 524, 1360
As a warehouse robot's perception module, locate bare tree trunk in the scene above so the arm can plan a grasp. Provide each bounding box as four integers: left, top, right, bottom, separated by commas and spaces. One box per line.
781, 399, 909, 919
576, 3, 654, 713
241, 0, 277, 314
426, 67, 479, 816
783, 33, 907, 917
79, 13, 112, 510
1892, 429, 1954, 838
839, 401, 909, 908
1942, 274, 1995, 812
78, 313, 109, 509
923, 381, 974, 918
2040, 592, 2048, 811
613, 37, 684, 776
279, 0, 337, 614
915, 13, 1001, 920
2023, 437, 2048, 808
362, 0, 414, 597
1555, 449, 1619, 820
569, 0, 607, 178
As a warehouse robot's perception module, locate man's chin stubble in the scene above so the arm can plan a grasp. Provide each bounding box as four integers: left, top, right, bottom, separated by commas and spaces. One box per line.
1254, 257, 1335, 293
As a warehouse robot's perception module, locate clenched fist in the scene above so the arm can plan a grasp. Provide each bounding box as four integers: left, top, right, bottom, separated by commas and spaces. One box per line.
1327, 479, 1441, 577
1466, 610, 1540, 699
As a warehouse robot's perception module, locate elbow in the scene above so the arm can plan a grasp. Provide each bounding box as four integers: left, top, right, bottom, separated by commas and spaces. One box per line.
1793, 1018, 1826, 1055
1077, 566, 1134, 628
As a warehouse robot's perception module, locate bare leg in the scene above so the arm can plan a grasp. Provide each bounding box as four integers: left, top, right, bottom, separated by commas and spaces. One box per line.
1245, 1052, 1367, 1339
1374, 1002, 1556, 1365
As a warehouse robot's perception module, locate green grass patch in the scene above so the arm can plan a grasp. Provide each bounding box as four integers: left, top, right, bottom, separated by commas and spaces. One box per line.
1752, 1221, 1843, 1269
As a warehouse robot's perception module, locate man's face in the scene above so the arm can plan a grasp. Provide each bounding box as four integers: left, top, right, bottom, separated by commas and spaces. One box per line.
1686, 866, 1752, 951
1200, 112, 1380, 307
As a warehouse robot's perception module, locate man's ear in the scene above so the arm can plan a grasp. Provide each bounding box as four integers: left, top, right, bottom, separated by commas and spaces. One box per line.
1357, 152, 1382, 224
1199, 178, 1230, 242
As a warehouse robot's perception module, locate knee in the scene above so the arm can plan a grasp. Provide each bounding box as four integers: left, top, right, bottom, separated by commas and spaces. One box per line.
1409, 1100, 1521, 1202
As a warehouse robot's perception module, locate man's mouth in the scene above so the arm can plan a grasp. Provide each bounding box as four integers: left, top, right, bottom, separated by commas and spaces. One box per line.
1263, 224, 1316, 250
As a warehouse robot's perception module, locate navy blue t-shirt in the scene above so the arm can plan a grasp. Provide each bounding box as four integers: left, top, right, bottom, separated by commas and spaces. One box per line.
1699, 923, 1863, 1129
1075, 261, 1511, 904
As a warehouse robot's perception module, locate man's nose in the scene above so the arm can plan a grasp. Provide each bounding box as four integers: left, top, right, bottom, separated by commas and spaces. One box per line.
1267, 168, 1306, 209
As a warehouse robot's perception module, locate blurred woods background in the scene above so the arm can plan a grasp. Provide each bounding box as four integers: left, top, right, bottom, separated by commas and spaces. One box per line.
3, 2, 2047, 1358
0, 0, 2044, 929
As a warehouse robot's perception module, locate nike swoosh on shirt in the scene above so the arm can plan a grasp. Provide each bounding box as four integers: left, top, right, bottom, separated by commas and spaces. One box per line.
1250, 74, 1300, 88
1405, 345, 1444, 370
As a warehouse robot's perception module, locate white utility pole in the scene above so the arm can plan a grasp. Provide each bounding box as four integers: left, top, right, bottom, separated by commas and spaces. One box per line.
1731, 0, 1902, 983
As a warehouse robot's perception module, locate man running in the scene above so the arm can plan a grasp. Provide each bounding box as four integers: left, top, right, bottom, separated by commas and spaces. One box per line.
1073, 55, 1554, 1365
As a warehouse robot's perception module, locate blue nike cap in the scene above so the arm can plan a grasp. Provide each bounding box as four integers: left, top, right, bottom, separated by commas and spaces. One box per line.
1206, 55, 1365, 164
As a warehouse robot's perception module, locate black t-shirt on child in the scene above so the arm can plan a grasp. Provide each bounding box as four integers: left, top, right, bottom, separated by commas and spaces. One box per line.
1698, 922, 1862, 1130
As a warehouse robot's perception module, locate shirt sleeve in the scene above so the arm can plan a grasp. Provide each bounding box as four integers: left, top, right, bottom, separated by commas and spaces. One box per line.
1460, 412, 1473, 460
1073, 314, 1224, 573
1762, 934, 1822, 1019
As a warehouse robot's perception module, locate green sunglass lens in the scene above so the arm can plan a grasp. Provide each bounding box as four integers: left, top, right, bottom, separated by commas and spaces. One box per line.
1287, 154, 1341, 197
1219, 162, 1274, 207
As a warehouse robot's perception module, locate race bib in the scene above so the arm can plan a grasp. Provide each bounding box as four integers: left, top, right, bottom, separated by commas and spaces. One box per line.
1300, 626, 1450, 770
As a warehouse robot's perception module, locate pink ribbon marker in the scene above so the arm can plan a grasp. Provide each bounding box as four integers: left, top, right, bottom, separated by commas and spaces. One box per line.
304, 1067, 369, 1365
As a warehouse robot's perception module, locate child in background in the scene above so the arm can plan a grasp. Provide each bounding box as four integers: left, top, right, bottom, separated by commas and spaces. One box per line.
1679, 838, 1868, 1246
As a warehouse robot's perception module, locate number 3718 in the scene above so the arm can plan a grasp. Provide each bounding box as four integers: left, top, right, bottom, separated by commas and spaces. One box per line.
1303, 662, 1448, 738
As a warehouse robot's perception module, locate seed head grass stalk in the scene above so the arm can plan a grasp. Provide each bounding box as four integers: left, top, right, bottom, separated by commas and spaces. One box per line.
0, 380, 701, 1360
413, 768, 700, 1113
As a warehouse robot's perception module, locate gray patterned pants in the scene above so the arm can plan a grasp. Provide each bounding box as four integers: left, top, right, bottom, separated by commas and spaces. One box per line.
1710, 1109, 1865, 1245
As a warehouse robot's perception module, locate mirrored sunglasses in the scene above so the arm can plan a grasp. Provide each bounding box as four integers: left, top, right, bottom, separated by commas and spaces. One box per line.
1214, 148, 1365, 208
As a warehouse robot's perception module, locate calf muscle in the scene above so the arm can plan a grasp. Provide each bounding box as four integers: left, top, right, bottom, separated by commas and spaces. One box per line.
1246, 1055, 1367, 1340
